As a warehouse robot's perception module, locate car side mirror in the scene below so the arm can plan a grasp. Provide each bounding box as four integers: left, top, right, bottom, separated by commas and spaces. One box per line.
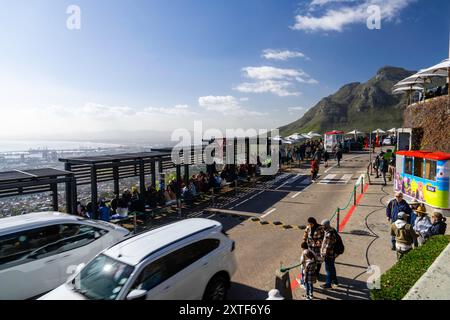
126, 289, 147, 300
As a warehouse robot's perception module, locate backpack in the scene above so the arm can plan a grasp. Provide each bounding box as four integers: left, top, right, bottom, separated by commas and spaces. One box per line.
332, 230, 345, 255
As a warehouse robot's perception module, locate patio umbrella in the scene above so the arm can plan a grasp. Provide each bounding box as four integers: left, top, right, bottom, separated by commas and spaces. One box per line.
306, 132, 322, 139
372, 129, 385, 134
346, 130, 364, 135
387, 128, 397, 133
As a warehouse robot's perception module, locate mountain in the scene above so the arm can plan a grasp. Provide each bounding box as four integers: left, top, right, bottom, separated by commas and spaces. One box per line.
279, 66, 416, 135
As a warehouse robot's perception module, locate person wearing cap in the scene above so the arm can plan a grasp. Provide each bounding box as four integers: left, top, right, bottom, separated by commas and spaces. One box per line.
266, 289, 284, 300
427, 212, 447, 237
386, 192, 413, 250
320, 219, 338, 289
413, 204, 431, 246
391, 211, 417, 260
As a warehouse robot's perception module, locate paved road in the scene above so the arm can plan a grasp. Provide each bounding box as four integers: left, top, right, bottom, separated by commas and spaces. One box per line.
180, 152, 372, 299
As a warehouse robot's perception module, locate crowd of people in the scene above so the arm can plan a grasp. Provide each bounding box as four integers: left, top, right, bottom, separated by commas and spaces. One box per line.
387, 191, 447, 260
75, 163, 260, 222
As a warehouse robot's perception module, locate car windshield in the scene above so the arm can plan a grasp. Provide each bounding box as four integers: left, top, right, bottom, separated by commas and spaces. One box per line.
73, 254, 134, 300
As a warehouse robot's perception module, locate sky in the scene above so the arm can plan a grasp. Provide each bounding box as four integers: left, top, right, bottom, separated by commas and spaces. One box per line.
0, 0, 449, 140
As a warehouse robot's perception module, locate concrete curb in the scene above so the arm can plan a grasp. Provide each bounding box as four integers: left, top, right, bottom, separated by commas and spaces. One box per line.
403, 243, 450, 300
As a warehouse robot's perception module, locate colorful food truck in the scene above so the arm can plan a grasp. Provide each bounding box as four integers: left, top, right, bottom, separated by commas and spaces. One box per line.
395, 150, 450, 212
324, 130, 345, 153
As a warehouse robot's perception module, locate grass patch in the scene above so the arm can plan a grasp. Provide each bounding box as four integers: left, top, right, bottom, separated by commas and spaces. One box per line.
371, 235, 450, 300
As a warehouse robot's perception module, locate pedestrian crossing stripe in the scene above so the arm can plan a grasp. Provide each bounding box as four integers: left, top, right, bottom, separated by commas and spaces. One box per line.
318, 174, 353, 185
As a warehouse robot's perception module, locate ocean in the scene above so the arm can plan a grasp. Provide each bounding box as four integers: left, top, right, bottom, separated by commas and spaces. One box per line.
0, 140, 125, 153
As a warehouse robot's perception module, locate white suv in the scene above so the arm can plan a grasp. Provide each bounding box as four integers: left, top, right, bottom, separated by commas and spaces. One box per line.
0, 212, 130, 300
40, 218, 237, 300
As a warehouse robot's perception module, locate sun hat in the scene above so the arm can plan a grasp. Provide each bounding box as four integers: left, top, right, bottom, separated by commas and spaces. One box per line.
266, 289, 284, 300
397, 211, 408, 220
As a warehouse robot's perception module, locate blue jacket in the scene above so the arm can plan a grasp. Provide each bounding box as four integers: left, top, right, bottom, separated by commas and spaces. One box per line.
98, 206, 111, 222
386, 199, 412, 223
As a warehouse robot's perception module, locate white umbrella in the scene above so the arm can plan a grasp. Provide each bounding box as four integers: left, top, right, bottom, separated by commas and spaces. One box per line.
417, 59, 450, 75
387, 128, 397, 133
306, 132, 322, 138
346, 130, 364, 135
372, 129, 386, 134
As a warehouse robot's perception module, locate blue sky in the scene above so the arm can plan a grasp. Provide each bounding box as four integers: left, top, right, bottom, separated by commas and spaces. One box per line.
0, 0, 449, 139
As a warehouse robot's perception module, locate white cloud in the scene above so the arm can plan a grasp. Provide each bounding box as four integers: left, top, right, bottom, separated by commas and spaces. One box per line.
144, 104, 197, 116
262, 49, 308, 61
198, 95, 267, 116
292, 0, 415, 32
235, 81, 301, 97
234, 66, 318, 97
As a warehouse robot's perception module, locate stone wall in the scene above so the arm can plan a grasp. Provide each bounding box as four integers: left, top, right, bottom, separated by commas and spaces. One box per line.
404, 96, 450, 152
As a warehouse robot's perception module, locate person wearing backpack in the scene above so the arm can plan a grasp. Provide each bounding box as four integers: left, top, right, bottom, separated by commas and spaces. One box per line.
391, 212, 417, 260
320, 219, 340, 289
302, 217, 325, 276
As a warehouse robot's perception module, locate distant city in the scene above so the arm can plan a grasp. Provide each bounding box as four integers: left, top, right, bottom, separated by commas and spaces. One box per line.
0, 140, 166, 217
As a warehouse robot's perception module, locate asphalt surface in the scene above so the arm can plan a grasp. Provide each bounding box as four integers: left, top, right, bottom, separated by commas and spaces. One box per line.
175, 151, 373, 299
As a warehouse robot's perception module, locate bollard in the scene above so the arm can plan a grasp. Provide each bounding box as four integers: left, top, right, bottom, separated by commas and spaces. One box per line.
361, 176, 364, 194
336, 208, 340, 233
275, 266, 292, 300
353, 186, 357, 206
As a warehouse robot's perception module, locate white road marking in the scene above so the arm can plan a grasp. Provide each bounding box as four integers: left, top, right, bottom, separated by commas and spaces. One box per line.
324, 155, 365, 173
261, 208, 276, 218
292, 191, 303, 198
276, 174, 302, 190
339, 174, 353, 185
318, 174, 337, 184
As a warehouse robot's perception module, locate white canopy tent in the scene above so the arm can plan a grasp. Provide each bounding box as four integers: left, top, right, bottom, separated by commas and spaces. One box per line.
305, 132, 322, 139
346, 130, 364, 135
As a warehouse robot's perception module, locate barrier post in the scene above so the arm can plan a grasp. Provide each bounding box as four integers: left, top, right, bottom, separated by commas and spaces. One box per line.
336, 208, 340, 233
353, 186, 357, 206
361, 176, 364, 194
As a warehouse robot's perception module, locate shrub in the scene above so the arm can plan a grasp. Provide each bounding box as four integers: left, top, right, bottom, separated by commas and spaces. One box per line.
371, 235, 450, 300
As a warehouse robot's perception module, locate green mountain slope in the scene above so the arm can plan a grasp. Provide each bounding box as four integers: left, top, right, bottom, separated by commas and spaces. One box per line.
279, 66, 415, 135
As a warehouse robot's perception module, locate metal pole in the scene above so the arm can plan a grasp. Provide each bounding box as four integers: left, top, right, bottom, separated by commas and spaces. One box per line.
51, 182, 58, 212
361, 176, 364, 194
91, 165, 98, 219
336, 208, 340, 233
64, 163, 72, 214
353, 186, 357, 206
369, 132, 373, 175
150, 160, 156, 187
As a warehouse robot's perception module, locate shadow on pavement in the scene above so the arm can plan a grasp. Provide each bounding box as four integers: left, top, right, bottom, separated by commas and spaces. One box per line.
314, 276, 370, 300
228, 282, 269, 300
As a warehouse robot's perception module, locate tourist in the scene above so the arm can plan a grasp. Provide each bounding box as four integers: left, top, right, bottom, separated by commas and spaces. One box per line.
335, 144, 343, 168
266, 289, 284, 300
374, 152, 381, 178
413, 204, 432, 246
320, 219, 339, 289
300, 242, 317, 288
302, 217, 324, 276
303, 250, 317, 300
386, 192, 413, 250
379, 155, 388, 186
391, 212, 416, 260
110, 193, 120, 215
323, 150, 330, 168
98, 200, 111, 222
311, 159, 319, 182
427, 212, 447, 237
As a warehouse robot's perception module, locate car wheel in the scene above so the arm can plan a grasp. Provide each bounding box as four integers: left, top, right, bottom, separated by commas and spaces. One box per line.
203, 274, 229, 301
